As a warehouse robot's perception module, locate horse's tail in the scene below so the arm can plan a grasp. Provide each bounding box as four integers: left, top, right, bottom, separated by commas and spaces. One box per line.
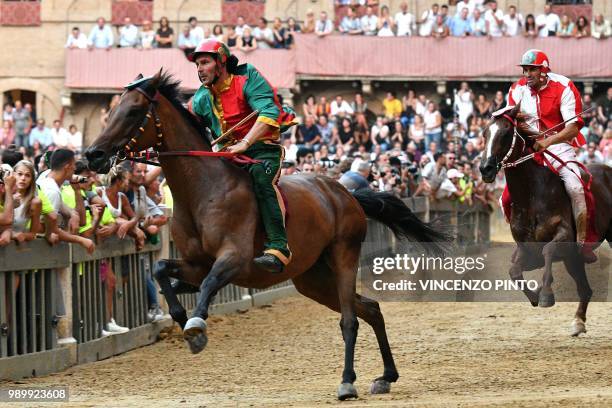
351, 188, 454, 256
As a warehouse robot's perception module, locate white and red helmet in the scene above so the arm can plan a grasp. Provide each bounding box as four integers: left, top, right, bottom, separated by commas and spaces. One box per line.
518, 49, 551, 73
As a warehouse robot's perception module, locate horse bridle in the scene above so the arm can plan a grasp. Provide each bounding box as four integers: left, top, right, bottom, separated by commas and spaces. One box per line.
494, 114, 527, 171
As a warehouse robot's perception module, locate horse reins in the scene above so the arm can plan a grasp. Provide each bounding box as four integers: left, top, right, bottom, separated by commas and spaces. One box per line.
115, 87, 259, 168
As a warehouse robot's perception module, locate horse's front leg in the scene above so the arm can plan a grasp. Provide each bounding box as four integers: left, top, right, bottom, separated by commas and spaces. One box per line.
183, 252, 242, 354
508, 246, 539, 307
539, 231, 568, 307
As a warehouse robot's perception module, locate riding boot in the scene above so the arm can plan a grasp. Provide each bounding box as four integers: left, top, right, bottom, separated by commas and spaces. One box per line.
576, 212, 597, 264
253, 253, 284, 274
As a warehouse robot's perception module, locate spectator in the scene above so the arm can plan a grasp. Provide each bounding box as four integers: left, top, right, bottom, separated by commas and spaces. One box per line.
271, 17, 286, 48
503, 5, 523, 37
354, 113, 371, 148
317, 115, 334, 145
297, 115, 322, 148
447, 168, 471, 204
10, 160, 42, 244
339, 161, 371, 191
155, 17, 174, 48
474, 94, 491, 118
536, 2, 560, 37
238, 27, 257, 52
573, 15, 590, 38
178, 25, 197, 57
330, 95, 354, 119
284, 17, 301, 48
431, 14, 449, 38
361, 6, 378, 36
65, 26, 88, 49
421, 152, 447, 198
50, 119, 70, 148
578, 142, 604, 165
351, 93, 368, 114
88, 17, 114, 50
24, 103, 35, 124
224, 25, 239, 50
557, 14, 574, 37
67, 124, 83, 152
125, 162, 167, 240
315, 11, 334, 37
377, 5, 395, 37
316, 96, 331, 117
235, 15, 250, 37
596, 87, 611, 126
424, 101, 443, 146
118, 17, 139, 48
455, 0, 479, 18
339, 7, 363, 35
402, 89, 417, 118
390, 121, 405, 147
454, 81, 474, 129
253, 17, 274, 49
3, 103, 13, 123
188, 16, 204, 46
450, 7, 472, 37
439, 5, 450, 25
303, 95, 317, 117
371, 116, 391, 151
484, 0, 504, 38
12, 100, 31, 148
523, 14, 537, 37
302, 9, 316, 34
395, 2, 416, 36
470, 8, 487, 37
140, 20, 156, 49
0, 121, 14, 148
383, 91, 402, 120
336, 117, 355, 149
591, 14, 610, 39
29, 119, 53, 148
212, 24, 224, 42
418, 3, 439, 37
582, 94, 597, 124
409, 114, 426, 151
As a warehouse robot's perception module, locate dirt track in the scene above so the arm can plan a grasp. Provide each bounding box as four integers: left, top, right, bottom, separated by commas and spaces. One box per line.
4, 294, 612, 407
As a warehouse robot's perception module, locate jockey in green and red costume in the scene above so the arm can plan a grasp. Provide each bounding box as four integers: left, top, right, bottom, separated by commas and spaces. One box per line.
187, 39, 297, 274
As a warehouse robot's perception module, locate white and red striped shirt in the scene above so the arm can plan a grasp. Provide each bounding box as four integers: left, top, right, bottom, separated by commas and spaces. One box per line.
507, 72, 585, 147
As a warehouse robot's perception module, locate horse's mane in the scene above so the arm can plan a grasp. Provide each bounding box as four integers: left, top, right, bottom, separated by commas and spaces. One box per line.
156, 72, 209, 137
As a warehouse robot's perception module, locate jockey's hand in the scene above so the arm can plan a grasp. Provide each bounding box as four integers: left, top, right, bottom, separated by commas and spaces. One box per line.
533, 138, 550, 152
226, 140, 250, 155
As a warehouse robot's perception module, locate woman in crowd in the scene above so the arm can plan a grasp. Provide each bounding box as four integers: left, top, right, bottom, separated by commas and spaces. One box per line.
523, 14, 537, 37
284, 17, 300, 48
409, 114, 426, 152
390, 121, 405, 148
377, 6, 395, 37
489, 90, 505, 114
351, 93, 368, 114
10, 160, 42, 244
238, 27, 257, 52
474, 94, 491, 118
353, 113, 371, 150
303, 95, 317, 118
212, 24, 224, 41
224, 25, 239, 50
0, 120, 14, 148
271, 17, 286, 49
155, 16, 174, 48
335, 117, 355, 150
573, 16, 590, 38
140, 20, 156, 49
423, 101, 443, 146
402, 90, 417, 121
0, 166, 15, 246
558, 14, 574, 37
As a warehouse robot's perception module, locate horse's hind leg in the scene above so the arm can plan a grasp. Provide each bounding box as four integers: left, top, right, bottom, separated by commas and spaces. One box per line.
354, 293, 399, 394
563, 254, 592, 336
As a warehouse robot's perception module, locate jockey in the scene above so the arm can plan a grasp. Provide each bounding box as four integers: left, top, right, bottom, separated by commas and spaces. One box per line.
502, 49, 596, 262
187, 39, 296, 273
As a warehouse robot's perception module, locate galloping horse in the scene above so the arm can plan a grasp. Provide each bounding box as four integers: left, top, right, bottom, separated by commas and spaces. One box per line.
479, 105, 612, 336
85, 71, 452, 399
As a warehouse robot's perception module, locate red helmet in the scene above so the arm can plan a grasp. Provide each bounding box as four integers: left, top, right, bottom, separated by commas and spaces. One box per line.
518, 49, 550, 73
187, 39, 231, 64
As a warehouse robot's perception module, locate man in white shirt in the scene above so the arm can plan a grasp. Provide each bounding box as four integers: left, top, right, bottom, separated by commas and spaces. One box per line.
484, 0, 504, 37
88, 17, 114, 49
536, 3, 560, 37
418, 4, 439, 37
395, 1, 416, 36
454, 0, 477, 17
118, 17, 139, 48
65, 27, 88, 49
361, 6, 378, 36
235, 15, 251, 37
253, 17, 275, 48
50, 120, 70, 148
315, 11, 334, 37
503, 5, 523, 36
188, 16, 204, 47
330, 95, 354, 118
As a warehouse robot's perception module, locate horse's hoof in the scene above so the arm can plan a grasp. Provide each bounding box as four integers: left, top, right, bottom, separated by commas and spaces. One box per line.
538, 291, 555, 308
370, 379, 391, 394
571, 318, 587, 337
337, 383, 358, 400
183, 317, 208, 354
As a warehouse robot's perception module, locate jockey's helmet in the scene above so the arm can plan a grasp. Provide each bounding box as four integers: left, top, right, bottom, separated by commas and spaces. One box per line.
518, 49, 550, 73
187, 39, 231, 64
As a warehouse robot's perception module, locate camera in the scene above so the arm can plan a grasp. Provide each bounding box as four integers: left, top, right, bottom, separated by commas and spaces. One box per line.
71, 175, 88, 184
0, 166, 12, 184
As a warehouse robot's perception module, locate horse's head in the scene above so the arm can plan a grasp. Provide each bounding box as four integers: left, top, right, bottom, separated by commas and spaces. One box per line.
479, 103, 531, 182
86, 70, 165, 173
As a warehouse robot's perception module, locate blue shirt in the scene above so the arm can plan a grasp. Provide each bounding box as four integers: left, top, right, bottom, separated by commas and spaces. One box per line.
450, 16, 472, 36
339, 171, 370, 191
88, 24, 114, 48
29, 126, 53, 147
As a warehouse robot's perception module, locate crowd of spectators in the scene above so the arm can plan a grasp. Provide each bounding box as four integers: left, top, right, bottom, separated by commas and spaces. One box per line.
64, 3, 610, 57
282, 84, 611, 206
0, 101, 172, 335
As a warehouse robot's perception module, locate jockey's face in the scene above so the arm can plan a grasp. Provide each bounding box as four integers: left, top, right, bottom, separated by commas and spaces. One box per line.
523, 66, 546, 89
195, 54, 220, 87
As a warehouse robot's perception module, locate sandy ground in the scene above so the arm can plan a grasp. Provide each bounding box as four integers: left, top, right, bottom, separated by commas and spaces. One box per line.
3, 294, 612, 408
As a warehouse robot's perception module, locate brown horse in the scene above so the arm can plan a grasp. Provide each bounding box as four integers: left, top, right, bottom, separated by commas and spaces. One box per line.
85, 71, 451, 400
479, 105, 612, 336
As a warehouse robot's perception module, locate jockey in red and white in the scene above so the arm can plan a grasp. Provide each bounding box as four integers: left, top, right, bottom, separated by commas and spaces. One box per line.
501, 49, 596, 262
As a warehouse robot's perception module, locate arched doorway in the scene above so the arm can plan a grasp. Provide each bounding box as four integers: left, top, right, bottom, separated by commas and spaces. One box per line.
3, 89, 37, 121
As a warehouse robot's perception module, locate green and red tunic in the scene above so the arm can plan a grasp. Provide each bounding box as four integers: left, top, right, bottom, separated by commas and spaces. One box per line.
189, 63, 295, 145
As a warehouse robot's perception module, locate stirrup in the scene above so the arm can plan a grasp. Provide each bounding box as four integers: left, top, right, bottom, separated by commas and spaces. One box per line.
253, 253, 284, 274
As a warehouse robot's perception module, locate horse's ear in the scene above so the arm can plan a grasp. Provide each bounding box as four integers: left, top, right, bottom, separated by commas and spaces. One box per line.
149, 68, 163, 89
133, 73, 144, 81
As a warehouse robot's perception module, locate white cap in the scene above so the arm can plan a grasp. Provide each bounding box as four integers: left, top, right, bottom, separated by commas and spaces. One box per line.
447, 168, 464, 179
